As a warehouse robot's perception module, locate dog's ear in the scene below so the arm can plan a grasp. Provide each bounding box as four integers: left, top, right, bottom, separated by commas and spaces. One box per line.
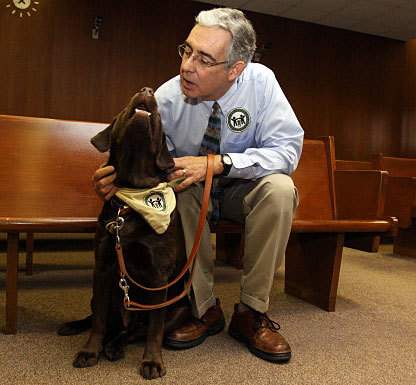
90, 121, 114, 152
156, 138, 174, 171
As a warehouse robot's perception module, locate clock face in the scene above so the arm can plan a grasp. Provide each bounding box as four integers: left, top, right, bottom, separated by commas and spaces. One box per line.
6, 0, 39, 17
13, 0, 31, 10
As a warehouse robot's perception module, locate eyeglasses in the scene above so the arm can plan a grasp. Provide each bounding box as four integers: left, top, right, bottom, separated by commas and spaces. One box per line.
177, 43, 228, 69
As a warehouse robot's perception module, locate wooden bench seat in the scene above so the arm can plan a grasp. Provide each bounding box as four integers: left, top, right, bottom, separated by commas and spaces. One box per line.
0, 114, 107, 334
291, 219, 392, 233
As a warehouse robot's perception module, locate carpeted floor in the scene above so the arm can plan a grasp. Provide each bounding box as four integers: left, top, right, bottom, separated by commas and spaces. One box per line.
0, 241, 415, 385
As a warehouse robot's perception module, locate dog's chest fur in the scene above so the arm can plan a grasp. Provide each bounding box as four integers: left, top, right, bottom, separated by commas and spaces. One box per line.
98, 202, 181, 290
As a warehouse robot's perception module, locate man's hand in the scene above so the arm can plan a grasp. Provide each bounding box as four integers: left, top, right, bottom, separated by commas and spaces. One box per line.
92, 165, 118, 201
167, 155, 224, 192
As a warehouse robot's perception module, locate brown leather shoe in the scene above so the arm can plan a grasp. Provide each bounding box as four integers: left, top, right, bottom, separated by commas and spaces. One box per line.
228, 304, 291, 363
164, 304, 192, 334
164, 298, 225, 349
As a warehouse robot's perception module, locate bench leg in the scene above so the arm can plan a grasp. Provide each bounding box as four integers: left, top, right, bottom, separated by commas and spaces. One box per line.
215, 232, 243, 269
393, 224, 416, 257
285, 232, 344, 312
344, 233, 381, 253
25, 232, 34, 275
5, 232, 19, 334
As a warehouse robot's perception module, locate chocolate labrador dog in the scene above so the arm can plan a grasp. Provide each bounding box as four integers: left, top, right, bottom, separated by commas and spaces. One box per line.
73, 87, 187, 379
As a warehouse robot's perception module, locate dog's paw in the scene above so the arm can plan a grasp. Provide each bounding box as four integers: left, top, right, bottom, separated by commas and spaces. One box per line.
140, 360, 166, 379
73, 351, 100, 368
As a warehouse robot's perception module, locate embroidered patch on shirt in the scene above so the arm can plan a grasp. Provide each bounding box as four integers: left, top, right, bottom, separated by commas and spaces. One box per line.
115, 183, 176, 234
227, 108, 250, 132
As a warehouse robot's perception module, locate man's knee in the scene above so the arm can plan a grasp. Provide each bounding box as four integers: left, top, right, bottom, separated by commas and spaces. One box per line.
245, 174, 297, 217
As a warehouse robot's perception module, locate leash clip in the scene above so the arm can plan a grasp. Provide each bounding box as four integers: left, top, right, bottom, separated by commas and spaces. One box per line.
119, 277, 130, 305
105, 209, 125, 242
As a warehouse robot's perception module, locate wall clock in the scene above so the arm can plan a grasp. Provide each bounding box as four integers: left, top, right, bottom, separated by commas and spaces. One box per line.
6, 0, 40, 18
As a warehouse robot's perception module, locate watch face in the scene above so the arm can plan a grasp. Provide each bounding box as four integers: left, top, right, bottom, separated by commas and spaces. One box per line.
223, 155, 232, 165
221, 154, 232, 176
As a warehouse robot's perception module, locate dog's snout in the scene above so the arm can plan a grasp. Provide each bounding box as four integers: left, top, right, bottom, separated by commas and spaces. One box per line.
140, 87, 154, 96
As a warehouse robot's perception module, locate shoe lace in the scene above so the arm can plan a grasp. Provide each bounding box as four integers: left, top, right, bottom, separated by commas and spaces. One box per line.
254, 312, 281, 332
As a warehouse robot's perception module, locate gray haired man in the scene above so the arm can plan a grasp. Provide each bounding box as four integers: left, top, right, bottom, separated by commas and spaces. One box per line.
93, 7, 303, 363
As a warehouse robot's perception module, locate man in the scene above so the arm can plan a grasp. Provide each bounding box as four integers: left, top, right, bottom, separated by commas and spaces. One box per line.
93, 7, 303, 363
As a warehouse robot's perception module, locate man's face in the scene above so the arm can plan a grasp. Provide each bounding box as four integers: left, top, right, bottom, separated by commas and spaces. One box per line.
179, 25, 243, 101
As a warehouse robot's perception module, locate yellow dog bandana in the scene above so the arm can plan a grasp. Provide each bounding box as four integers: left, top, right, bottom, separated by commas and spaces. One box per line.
116, 182, 176, 234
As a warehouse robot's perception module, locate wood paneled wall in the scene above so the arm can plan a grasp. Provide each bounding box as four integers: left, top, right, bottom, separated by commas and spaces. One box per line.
401, 39, 416, 157
0, 0, 413, 159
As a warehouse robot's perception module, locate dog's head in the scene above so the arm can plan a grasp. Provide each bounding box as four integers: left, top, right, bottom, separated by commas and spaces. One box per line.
91, 87, 174, 188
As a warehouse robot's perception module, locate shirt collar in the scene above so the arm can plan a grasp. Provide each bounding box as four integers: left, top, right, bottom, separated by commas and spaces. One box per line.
216, 65, 246, 113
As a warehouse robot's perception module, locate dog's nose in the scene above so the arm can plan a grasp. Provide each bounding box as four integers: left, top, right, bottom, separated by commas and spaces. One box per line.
140, 87, 154, 96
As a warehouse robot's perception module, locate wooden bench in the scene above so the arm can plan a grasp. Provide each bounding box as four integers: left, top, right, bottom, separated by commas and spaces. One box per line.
0, 117, 397, 334
335, 160, 389, 252
215, 137, 397, 312
373, 154, 416, 257
0, 114, 107, 334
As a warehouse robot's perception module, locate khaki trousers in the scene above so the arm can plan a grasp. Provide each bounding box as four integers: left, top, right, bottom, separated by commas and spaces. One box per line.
176, 173, 298, 318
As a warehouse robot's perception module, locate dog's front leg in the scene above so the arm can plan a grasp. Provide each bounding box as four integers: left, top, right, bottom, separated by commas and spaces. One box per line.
73, 267, 114, 368
140, 306, 167, 379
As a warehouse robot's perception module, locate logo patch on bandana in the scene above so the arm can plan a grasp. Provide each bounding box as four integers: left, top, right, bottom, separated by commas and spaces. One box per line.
227, 108, 250, 132
144, 192, 166, 211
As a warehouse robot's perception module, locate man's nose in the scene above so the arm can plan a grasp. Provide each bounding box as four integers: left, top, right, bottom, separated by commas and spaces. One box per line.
181, 54, 197, 72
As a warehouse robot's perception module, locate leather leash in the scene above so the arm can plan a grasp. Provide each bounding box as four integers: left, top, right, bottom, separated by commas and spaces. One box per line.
114, 154, 215, 311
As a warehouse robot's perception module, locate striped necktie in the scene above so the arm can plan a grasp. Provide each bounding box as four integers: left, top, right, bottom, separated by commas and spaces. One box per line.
199, 102, 221, 155
199, 102, 222, 223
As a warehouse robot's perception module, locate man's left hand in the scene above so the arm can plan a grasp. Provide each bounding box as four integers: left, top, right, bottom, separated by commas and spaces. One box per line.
167, 155, 223, 192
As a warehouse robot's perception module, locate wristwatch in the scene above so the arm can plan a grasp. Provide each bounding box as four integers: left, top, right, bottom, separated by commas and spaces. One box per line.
220, 154, 233, 176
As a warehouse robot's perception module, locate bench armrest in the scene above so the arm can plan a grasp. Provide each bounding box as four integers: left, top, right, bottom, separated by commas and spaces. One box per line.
383, 176, 416, 228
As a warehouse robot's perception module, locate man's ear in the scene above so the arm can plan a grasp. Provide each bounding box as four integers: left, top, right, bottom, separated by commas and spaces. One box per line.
227, 61, 246, 82
90, 121, 114, 152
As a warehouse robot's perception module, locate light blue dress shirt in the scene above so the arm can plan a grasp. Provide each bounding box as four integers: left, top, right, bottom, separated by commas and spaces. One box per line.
155, 63, 304, 179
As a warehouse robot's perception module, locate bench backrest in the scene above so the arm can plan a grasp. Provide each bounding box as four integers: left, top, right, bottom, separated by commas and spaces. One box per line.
0, 118, 340, 224
373, 154, 416, 177
292, 137, 337, 220
336, 159, 374, 170
0, 115, 107, 219
335, 170, 388, 219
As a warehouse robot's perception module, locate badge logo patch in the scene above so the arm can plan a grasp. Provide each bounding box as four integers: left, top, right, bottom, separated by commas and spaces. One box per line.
227, 108, 250, 132
144, 192, 166, 211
